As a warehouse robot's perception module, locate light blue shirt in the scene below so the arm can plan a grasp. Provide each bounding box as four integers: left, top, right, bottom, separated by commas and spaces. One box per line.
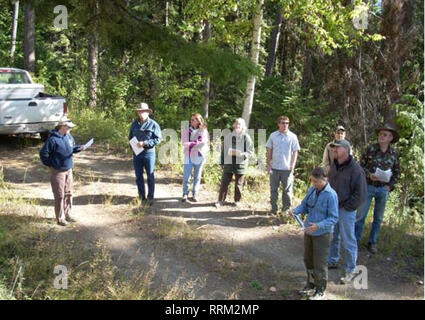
294, 183, 339, 236
266, 130, 300, 170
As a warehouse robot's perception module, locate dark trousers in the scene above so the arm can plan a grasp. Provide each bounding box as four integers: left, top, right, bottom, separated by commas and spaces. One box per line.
304, 233, 332, 290
218, 172, 245, 202
133, 152, 156, 200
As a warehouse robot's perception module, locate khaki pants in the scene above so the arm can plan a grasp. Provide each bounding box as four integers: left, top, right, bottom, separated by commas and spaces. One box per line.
50, 168, 73, 222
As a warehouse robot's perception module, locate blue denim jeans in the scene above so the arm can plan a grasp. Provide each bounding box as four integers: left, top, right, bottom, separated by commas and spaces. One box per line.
183, 155, 205, 196
328, 208, 357, 273
355, 185, 389, 244
133, 151, 156, 200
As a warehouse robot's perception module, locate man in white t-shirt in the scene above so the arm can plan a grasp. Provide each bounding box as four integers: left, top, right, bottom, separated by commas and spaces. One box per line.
266, 116, 301, 214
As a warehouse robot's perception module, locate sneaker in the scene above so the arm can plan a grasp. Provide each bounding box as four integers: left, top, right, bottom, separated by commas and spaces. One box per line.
215, 201, 223, 208
327, 262, 339, 269
65, 216, 77, 223
309, 289, 326, 300
367, 242, 377, 254
148, 199, 154, 206
298, 283, 315, 296
182, 195, 188, 202
340, 271, 357, 284
57, 220, 68, 226
233, 202, 241, 208
192, 195, 199, 202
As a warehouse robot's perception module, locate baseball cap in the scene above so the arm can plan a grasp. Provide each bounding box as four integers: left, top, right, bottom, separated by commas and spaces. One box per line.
330, 139, 351, 150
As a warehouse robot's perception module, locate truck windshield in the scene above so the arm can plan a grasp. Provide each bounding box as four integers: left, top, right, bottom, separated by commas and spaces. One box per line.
0, 70, 31, 84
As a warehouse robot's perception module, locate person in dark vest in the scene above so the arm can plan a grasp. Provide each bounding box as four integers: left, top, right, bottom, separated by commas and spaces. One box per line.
215, 118, 254, 208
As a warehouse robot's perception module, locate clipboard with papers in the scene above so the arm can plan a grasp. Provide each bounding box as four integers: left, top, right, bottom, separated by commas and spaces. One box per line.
83, 138, 94, 149
294, 214, 305, 230
129, 136, 144, 156
374, 168, 392, 183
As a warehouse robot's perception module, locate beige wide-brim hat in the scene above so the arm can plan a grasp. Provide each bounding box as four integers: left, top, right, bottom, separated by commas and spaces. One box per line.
57, 118, 77, 128
135, 102, 152, 113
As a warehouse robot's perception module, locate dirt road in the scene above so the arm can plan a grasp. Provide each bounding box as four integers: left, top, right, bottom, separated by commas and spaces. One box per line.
0, 137, 423, 299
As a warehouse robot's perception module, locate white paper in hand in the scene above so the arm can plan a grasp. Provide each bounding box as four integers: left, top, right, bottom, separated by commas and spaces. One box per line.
374, 168, 392, 183
130, 136, 144, 156
294, 214, 305, 230
83, 138, 94, 149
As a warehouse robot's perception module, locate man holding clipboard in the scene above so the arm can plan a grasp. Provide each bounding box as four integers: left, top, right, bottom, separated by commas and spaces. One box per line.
355, 122, 400, 254
129, 103, 162, 206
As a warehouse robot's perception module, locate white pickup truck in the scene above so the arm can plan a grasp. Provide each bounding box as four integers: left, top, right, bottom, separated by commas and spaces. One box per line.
0, 67, 68, 140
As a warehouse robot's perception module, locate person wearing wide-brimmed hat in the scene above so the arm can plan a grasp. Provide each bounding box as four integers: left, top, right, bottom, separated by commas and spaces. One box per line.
129, 102, 162, 205
40, 119, 86, 226
355, 122, 401, 254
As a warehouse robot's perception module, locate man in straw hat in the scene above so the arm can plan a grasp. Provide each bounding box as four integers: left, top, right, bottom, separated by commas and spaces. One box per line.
40, 118, 86, 226
355, 122, 400, 254
129, 102, 162, 206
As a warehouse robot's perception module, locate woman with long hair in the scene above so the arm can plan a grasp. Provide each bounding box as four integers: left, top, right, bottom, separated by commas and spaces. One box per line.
181, 113, 209, 202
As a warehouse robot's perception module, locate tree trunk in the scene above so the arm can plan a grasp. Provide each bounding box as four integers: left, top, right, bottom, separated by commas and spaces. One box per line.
378, 0, 415, 121
265, 6, 283, 77
201, 20, 211, 118
10, 1, 19, 65
165, 1, 169, 26
278, 27, 287, 76
23, 2, 35, 72
88, 0, 99, 108
242, 0, 264, 128
301, 48, 312, 89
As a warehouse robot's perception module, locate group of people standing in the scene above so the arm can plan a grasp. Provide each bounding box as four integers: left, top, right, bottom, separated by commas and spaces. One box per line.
39, 102, 400, 300
291, 123, 400, 300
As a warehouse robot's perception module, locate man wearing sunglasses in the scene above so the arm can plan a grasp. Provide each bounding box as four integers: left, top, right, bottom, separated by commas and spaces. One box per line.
355, 123, 400, 254
266, 116, 300, 214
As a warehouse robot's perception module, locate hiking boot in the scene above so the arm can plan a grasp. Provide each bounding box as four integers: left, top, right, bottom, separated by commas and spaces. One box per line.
57, 220, 68, 226
327, 262, 339, 269
340, 271, 357, 284
181, 195, 188, 203
367, 242, 377, 254
309, 289, 326, 300
270, 207, 278, 215
65, 216, 77, 223
233, 202, 241, 208
298, 283, 315, 296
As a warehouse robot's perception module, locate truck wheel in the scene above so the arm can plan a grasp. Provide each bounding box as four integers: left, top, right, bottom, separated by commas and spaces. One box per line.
40, 132, 50, 141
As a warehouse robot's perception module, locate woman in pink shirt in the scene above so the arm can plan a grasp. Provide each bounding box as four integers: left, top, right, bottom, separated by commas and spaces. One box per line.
181, 113, 209, 202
